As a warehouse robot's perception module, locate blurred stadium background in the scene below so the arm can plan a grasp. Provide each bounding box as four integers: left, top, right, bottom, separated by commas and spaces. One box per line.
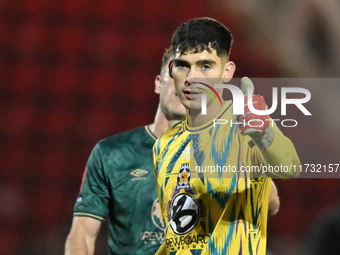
0, 0, 339, 254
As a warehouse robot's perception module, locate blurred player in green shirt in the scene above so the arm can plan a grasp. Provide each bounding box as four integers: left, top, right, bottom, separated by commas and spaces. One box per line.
64, 48, 186, 255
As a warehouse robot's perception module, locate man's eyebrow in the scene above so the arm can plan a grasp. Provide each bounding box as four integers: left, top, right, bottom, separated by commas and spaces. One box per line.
173, 59, 189, 65
196, 59, 216, 65
173, 59, 217, 65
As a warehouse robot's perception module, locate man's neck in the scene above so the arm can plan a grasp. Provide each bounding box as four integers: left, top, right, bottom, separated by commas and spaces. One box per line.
149, 105, 183, 138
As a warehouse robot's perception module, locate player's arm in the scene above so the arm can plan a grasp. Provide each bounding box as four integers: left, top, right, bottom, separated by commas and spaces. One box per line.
268, 180, 280, 217
153, 143, 167, 255
239, 77, 300, 179
258, 125, 300, 179
65, 216, 101, 255
65, 144, 109, 254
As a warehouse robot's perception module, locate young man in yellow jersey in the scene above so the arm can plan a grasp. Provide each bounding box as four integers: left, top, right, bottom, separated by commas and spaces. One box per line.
153, 18, 299, 255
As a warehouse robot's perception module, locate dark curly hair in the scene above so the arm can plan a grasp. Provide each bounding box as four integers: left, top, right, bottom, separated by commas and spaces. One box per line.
171, 17, 233, 59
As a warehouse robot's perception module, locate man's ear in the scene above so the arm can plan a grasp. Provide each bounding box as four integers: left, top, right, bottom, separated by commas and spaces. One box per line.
168, 59, 174, 79
155, 75, 162, 94
222, 61, 236, 79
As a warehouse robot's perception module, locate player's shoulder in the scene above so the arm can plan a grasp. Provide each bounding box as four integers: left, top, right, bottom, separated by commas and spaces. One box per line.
154, 120, 185, 158
96, 125, 154, 151
157, 119, 185, 143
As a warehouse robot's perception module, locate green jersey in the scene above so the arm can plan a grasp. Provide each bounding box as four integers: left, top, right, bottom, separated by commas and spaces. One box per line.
73, 126, 164, 254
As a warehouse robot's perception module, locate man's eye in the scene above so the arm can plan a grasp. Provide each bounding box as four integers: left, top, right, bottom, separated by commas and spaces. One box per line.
176, 64, 188, 69
202, 64, 211, 70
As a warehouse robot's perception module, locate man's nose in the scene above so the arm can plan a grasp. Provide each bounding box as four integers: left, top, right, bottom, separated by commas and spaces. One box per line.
185, 67, 200, 84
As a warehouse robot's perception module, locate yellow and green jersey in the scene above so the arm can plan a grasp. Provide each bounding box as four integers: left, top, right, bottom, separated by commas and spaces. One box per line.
153, 101, 299, 255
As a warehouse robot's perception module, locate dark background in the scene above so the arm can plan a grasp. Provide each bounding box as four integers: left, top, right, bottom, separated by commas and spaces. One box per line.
1, 1, 340, 254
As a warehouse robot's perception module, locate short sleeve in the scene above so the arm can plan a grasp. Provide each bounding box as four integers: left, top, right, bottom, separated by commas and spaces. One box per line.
73, 144, 110, 221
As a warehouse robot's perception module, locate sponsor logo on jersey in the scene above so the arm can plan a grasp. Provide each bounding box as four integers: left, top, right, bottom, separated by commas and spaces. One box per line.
170, 193, 199, 235
140, 198, 165, 245
130, 169, 148, 181
182, 147, 192, 155
152, 198, 164, 230
177, 164, 190, 189
165, 234, 209, 252
140, 231, 164, 245
181, 147, 192, 160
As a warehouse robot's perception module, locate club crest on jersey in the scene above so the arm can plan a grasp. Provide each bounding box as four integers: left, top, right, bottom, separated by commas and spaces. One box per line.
177, 164, 190, 189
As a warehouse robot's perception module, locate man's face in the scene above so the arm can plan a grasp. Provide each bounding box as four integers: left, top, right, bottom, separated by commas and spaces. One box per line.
155, 64, 186, 121
171, 49, 235, 112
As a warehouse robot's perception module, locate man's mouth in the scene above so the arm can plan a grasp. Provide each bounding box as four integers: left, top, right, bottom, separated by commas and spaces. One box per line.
184, 90, 200, 100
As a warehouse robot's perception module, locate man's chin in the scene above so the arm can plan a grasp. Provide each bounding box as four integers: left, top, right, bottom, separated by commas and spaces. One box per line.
172, 113, 186, 121
170, 109, 187, 120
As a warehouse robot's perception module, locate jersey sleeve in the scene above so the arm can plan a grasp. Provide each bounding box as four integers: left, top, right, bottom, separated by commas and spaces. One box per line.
258, 120, 301, 179
153, 139, 164, 218
73, 143, 110, 221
